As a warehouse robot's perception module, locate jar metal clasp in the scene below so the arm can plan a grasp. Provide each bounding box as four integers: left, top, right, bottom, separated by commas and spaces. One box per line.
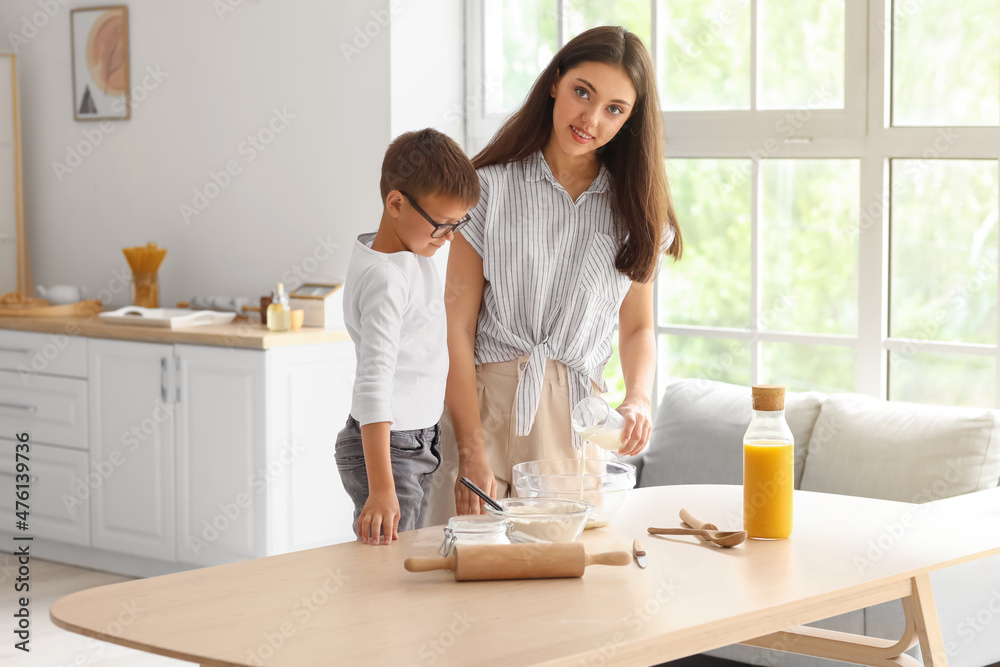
438, 527, 458, 556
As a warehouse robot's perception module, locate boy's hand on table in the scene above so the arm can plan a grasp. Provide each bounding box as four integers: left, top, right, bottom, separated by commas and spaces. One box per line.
455, 456, 497, 515
358, 490, 400, 545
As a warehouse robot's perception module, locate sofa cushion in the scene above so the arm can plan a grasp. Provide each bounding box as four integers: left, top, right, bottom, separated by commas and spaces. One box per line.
639, 379, 826, 489
799, 394, 1000, 503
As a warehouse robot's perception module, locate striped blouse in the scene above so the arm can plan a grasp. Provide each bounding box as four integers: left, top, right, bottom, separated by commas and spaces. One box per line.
460, 150, 633, 439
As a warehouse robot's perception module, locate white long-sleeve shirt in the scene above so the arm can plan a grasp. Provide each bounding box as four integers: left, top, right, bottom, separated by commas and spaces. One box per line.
343, 232, 448, 430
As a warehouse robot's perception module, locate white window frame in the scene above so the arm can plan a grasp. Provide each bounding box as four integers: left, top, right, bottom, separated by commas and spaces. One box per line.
467, 0, 1000, 408
868, 0, 1000, 404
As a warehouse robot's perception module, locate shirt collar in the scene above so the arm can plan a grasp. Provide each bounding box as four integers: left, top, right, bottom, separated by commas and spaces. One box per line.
524, 150, 610, 194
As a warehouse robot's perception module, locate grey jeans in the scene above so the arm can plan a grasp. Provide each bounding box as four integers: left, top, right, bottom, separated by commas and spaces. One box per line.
335, 415, 442, 538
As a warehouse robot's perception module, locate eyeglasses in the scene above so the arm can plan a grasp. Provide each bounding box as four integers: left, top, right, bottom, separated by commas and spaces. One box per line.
400, 191, 472, 239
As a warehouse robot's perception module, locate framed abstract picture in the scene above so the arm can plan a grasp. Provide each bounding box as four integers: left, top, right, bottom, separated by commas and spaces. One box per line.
70, 5, 130, 121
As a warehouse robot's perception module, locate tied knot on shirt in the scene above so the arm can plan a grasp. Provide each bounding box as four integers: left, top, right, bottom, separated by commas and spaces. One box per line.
513, 341, 594, 449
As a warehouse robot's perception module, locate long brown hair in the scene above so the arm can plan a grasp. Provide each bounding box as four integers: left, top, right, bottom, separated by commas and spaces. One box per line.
473, 25, 681, 282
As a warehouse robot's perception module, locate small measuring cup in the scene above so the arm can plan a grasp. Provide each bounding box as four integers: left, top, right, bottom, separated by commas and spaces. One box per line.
571, 397, 625, 452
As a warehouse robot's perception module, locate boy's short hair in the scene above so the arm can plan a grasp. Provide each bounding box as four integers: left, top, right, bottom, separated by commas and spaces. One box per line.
379, 129, 480, 207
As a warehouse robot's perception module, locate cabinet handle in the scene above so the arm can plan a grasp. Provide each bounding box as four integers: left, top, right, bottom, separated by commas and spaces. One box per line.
160, 357, 168, 402
175, 356, 182, 403
0, 346, 32, 354
0, 402, 37, 413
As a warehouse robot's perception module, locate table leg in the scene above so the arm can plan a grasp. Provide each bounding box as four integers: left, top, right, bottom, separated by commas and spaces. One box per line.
906, 573, 949, 667
740, 574, 949, 667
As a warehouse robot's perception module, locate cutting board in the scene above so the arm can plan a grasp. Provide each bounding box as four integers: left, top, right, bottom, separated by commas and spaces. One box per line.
0, 299, 103, 317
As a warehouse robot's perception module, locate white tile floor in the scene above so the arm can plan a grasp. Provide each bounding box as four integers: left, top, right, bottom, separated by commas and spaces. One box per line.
0, 551, 193, 666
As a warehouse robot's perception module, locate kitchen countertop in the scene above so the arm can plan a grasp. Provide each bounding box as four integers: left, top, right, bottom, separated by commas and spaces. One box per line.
0, 313, 349, 350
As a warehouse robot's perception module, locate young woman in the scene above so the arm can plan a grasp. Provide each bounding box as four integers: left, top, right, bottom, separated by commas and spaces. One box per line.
429, 25, 682, 520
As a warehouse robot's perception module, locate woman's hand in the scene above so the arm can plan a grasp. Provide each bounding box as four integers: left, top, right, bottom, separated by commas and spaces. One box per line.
455, 455, 497, 515
616, 396, 652, 457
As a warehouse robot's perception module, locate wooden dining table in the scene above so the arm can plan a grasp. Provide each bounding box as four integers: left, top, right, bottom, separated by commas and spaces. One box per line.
50, 484, 1000, 666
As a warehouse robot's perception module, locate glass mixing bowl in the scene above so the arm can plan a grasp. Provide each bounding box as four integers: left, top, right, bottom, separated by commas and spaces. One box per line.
484, 497, 594, 543
512, 459, 637, 529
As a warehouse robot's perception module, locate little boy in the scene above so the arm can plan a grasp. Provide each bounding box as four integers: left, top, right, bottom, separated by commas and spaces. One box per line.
336, 129, 479, 545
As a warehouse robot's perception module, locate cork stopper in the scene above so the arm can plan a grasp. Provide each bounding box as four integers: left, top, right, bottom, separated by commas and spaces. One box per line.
751, 385, 786, 411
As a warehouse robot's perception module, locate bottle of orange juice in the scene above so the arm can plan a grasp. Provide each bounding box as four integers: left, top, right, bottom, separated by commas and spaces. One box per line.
743, 385, 793, 540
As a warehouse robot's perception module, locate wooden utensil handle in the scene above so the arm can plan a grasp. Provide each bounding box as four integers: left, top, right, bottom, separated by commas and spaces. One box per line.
633, 539, 646, 557
585, 551, 633, 567
404, 557, 455, 573
648, 527, 710, 537
680, 507, 718, 531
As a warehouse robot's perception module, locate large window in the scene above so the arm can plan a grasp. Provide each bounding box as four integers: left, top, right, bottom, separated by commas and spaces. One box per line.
468, 0, 1000, 409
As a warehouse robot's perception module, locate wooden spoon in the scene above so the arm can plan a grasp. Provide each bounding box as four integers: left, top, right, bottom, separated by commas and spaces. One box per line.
647, 526, 747, 547
679, 507, 747, 547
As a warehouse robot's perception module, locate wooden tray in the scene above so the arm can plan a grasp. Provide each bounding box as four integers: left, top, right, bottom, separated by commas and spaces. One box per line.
98, 306, 236, 329
0, 299, 103, 317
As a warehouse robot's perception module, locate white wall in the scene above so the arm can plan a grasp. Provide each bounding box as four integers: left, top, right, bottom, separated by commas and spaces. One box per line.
389, 0, 466, 277
0, 0, 430, 308
389, 0, 465, 146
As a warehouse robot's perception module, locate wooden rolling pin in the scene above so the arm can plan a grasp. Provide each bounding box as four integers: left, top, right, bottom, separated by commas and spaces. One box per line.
404, 543, 631, 581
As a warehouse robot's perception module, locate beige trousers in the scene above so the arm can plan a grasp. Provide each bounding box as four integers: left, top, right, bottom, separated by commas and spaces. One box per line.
426, 356, 606, 526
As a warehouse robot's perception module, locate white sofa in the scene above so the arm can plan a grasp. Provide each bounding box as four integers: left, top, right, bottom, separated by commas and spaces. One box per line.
633, 379, 1000, 667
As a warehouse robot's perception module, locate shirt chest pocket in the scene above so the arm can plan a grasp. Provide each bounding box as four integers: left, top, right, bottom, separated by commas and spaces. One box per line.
564, 233, 631, 358
577, 233, 631, 303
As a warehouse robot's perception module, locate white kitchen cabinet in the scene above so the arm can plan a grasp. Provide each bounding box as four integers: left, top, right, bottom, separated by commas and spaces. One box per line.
175, 344, 266, 566
88, 337, 356, 567
88, 339, 176, 560
89, 340, 270, 566
0, 328, 88, 378
0, 328, 91, 548
267, 342, 358, 552
0, 321, 359, 577
0, 370, 88, 450
0, 440, 90, 546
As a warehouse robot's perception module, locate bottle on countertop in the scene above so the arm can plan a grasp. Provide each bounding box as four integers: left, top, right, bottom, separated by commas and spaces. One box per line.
743, 384, 794, 540
266, 282, 292, 332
